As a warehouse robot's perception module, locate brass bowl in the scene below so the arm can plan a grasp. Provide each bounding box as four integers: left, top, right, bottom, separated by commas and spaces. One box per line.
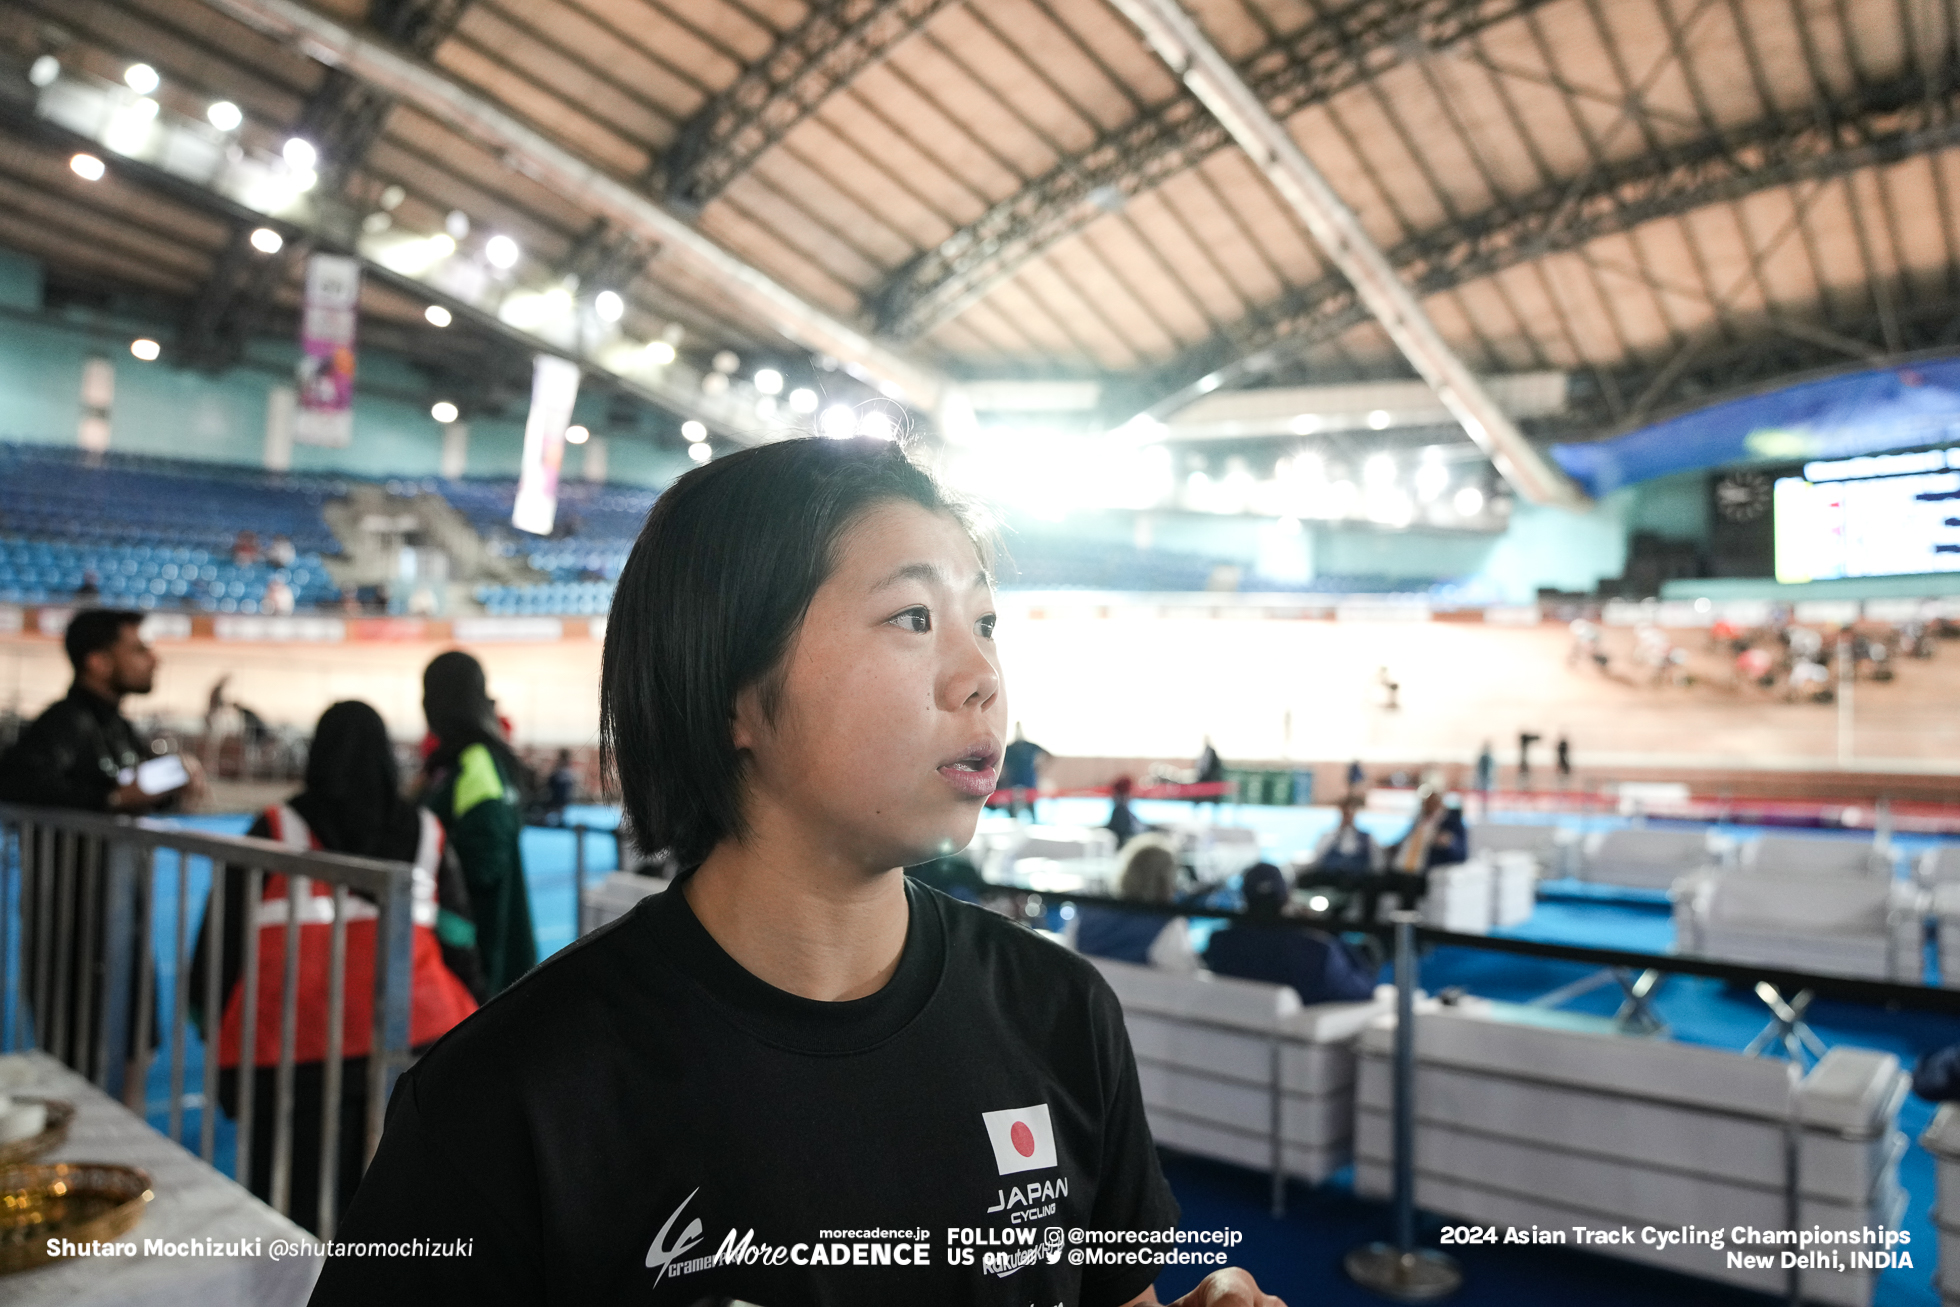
0, 1100, 75, 1166
0, 1163, 153, 1275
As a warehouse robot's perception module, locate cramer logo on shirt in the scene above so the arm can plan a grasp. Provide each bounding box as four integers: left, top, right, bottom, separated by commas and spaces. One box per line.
981, 1104, 1057, 1176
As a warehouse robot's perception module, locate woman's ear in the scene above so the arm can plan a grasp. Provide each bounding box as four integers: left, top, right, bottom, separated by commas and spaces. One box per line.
729, 682, 764, 754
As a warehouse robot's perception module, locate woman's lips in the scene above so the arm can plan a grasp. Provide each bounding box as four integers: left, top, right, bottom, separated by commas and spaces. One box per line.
937, 750, 1000, 799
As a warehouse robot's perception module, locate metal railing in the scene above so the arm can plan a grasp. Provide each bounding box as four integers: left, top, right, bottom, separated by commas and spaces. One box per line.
0, 803, 416, 1239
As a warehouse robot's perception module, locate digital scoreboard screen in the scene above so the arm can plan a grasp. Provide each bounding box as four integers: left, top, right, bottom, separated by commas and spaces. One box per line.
1775, 448, 1960, 583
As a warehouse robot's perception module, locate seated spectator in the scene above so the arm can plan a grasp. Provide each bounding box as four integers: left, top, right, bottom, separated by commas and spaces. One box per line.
1308, 791, 1379, 881
1385, 784, 1467, 874
1068, 835, 1201, 972
232, 529, 261, 567
1205, 864, 1378, 1006
1104, 774, 1146, 847
267, 533, 297, 569
262, 574, 295, 615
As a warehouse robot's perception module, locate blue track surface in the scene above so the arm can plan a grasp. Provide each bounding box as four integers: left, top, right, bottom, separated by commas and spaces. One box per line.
12, 801, 1960, 1304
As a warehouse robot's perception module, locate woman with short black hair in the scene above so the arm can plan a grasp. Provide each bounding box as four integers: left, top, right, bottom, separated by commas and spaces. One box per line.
313, 437, 1282, 1307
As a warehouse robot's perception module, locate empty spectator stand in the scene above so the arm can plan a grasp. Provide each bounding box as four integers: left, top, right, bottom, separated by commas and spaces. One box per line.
437, 477, 656, 615
0, 443, 343, 611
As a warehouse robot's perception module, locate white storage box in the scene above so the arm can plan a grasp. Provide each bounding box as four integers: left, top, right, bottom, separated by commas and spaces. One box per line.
1090, 957, 1389, 1184
1580, 826, 1719, 889
1353, 1001, 1908, 1307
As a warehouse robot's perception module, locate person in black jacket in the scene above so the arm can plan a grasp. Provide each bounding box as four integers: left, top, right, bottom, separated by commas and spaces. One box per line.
0, 610, 199, 1077
1205, 864, 1378, 1006
0, 609, 198, 814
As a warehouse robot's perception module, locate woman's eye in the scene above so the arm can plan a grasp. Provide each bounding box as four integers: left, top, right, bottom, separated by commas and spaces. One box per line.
976, 614, 997, 639
890, 606, 931, 633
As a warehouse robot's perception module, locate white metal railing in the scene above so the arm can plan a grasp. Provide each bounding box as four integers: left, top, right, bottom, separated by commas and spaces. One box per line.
0, 803, 415, 1238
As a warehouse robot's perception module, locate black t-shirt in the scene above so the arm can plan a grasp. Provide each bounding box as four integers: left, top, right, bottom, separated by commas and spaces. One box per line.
311, 876, 1180, 1307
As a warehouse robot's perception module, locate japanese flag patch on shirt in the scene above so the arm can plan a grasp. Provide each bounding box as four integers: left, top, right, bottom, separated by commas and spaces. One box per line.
981, 1103, 1057, 1175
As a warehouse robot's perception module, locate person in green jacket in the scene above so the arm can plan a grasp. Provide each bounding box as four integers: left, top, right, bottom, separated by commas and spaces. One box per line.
420, 650, 538, 994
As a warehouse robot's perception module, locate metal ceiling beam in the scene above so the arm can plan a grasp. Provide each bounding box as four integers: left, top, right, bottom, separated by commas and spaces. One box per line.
1127, 56, 1960, 424
1106, 0, 1586, 508
871, 0, 1556, 341
197, 0, 951, 410
661, 0, 961, 212
179, 0, 475, 369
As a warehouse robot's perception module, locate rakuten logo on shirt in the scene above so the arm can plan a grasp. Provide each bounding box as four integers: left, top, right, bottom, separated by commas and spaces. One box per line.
981, 1104, 1057, 1175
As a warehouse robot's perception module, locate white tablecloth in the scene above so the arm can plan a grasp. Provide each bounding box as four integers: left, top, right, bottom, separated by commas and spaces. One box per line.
1, 1051, 322, 1306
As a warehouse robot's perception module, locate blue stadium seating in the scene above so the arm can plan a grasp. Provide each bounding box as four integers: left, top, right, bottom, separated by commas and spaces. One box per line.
0, 443, 343, 610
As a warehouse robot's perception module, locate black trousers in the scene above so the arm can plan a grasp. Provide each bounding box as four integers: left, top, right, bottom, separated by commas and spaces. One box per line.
219, 1060, 370, 1236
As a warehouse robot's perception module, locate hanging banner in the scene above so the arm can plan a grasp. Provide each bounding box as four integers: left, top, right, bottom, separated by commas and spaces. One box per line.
513, 354, 581, 535
295, 253, 360, 447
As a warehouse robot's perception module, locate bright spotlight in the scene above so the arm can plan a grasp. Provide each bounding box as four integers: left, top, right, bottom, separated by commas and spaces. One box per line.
124, 63, 160, 95
644, 340, 676, 366
1367, 409, 1392, 430
712, 350, 740, 374
484, 234, 519, 269
1289, 413, 1321, 435
29, 55, 59, 88
688, 441, 712, 464
249, 227, 283, 254
431, 400, 460, 424
1414, 461, 1448, 502
129, 338, 160, 362
1452, 485, 1485, 516
282, 137, 318, 171
1308, 894, 1330, 912
754, 368, 783, 396
787, 387, 819, 415
819, 405, 856, 439
858, 410, 899, 442
565, 424, 590, 445
1363, 452, 1396, 487
701, 372, 730, 396
594, 290, 624, 323
444, 209, 471, 239
206, 100, 242, 132
424, 304, 452, 327
70, 153, 105, 181
681, 420, 707, 443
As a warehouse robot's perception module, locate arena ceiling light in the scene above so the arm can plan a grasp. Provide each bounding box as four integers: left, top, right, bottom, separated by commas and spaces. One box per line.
787, 387, 819, 415
69, 153, 105, 181
753, 368, 784, 396
1453, 486, 1485, 516
1414, 459, 1449, 503
1366, 409, 1392, 430
858, 410, 899, 442
431, 400, 459, 424
424, 304, 452, 327
819, 405, 856, 439
645, 340, 677, 366
207, 100, 243, 132
29, 55, 59, 87
282, 137, 317, 171
249, 227, 283, 254
124, 64, 161, 95
594, 290, 624, 323
484, 234, 519, 270
1289, 414, 1321, 435
688, 442, 712, 463
681, 420, 707, 442
1363, 452, 1397, 488
565, 424, 590, 445
129, 338, 161, 361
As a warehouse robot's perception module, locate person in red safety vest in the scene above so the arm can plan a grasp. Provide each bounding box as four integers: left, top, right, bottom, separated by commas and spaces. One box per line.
190, 700, 483, 1234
